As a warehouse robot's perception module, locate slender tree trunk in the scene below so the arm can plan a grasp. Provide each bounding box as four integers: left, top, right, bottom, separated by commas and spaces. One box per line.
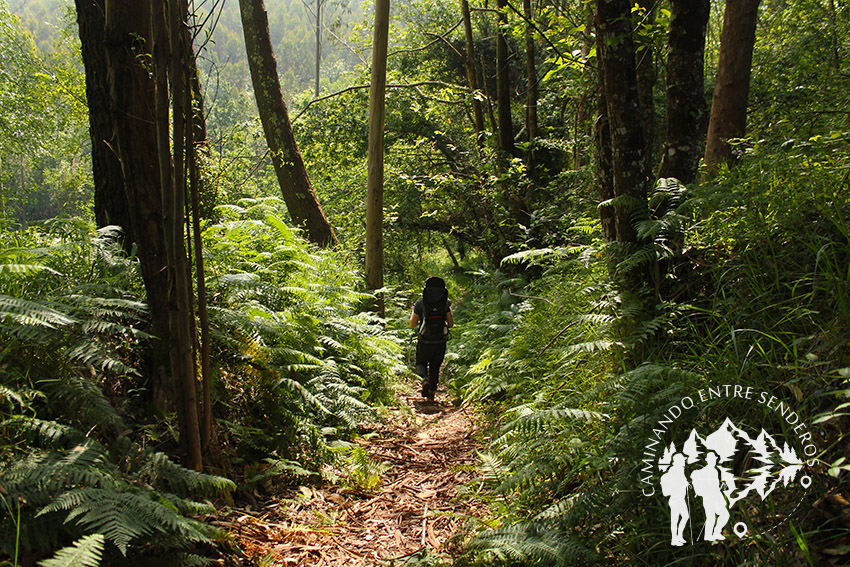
634, 0, 656, 177
186, 40, 214, 453
596, 0, 650, 247
239, 0, 338, 247
366, 0, 390, 316
704, 0, 761, 174
495, 0, 514, 159
658, 0, 710, 185
461, 0, 486, 148
522, 0, 538, 170
494, 0, 530, 232
315, 0, 322, 97
595, 67, 616, 242
75, 0, 132, 247
152, 0, 203, 471
103, 0, 173, 412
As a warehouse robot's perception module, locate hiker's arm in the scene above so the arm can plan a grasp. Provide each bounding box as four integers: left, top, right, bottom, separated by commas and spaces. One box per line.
410, 307, 420, 328
446, 310, 454, 328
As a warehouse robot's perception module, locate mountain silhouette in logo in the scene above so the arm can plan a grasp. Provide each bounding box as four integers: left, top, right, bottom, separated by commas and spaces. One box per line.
660, 418, 803, 508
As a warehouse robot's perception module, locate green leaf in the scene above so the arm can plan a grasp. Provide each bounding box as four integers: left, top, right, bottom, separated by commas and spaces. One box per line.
39, 533, 105, 567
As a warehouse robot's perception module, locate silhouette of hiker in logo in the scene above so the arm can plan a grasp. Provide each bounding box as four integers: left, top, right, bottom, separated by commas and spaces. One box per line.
660, 452, 690, 546
690, 451, 730, 541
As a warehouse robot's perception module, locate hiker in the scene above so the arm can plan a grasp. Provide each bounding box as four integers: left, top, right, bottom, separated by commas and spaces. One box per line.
410, 276, 454, 400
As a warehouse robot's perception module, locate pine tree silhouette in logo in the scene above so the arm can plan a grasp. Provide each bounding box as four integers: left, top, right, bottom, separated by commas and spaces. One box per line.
657, 418, 804, 545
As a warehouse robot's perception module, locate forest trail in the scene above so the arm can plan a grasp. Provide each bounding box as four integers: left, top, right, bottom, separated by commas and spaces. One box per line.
216, 388, 486, 566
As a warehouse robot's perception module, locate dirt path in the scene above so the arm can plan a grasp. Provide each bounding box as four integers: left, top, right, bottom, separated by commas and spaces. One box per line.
215, 389, 486, 566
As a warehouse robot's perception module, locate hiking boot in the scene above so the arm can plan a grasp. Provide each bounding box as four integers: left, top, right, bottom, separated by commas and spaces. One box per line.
421, 385, 431, 399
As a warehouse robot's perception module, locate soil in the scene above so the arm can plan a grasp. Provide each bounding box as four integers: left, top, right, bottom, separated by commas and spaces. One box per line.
211, 387, 487, 566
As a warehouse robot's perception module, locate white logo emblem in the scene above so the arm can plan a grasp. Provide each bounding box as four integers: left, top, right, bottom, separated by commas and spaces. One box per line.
640, 386, 816, 545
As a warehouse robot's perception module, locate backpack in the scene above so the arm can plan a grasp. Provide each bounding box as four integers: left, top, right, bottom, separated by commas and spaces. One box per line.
419, 277, 449, 343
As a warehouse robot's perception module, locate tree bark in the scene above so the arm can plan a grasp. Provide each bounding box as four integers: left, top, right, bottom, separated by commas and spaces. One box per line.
595, 0, 650, 246
595, 66, 616, 242
658, 0, 710, 185
185, 38, 214, 453
634, 0, 656, 177
522, 0, 538, 170
495, 0, 514, 159
239, 0, 338, 247
461, 0, 486, 148
75, 0, 132, 248
703, 0, 761, 174
103, 0, 173, 412
151, 0, 202, 471
366, 0, 390, 316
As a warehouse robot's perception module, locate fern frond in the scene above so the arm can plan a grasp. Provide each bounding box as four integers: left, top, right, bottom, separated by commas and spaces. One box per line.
40, 489, 212, 555
38, 533, 105, 567
0, 294, 76, 330
48, 374, 125, 432
3, 416, 87, 447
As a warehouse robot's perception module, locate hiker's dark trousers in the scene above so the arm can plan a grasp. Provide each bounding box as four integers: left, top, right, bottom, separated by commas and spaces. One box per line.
416, 340, 446, 391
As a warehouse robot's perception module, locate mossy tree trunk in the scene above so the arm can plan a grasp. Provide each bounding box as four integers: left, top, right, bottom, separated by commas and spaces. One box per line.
658, 0, 710, 185
595, 0, 651, 248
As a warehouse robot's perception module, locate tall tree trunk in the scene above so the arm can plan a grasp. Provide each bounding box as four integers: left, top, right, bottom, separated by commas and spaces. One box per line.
366, 0, 390, 316
239, 0, 338, 247
461, 0, 486, 148
494, 0, 530, 233
595, 66, 616, 242
658, 0, 710, 185
103, 0, 173, 412
315, 0, 322, 97
634, 0, 656, 177
75, 0, 132, 248
595, 0, 650, 247
522, 0, 538, 170
703, 0, 761, 174
495, 0, 514, 159
186, 39, 214, 453
152, 0, 202, 471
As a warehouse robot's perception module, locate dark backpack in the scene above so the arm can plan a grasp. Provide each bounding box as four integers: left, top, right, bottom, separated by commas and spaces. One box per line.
419, 278, 449, 343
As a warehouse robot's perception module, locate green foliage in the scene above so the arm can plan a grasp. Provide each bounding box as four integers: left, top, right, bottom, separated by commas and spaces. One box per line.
0, 222, 235, 565
0, 3, 90, 224
339, 444, 390, 492
452, 131, 850, 564
39, 533, 105, 567
202, 198, 406, 473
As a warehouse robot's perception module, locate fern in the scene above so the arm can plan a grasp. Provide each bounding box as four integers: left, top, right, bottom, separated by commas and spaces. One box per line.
38, 533, 105, 567
39, 489, 212, 555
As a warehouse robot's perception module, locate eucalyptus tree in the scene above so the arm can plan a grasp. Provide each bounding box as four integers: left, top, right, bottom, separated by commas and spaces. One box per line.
81, 0, 209, 470
365, 0, 390, 315
239, 0, 338, 247
704, 0, 762, 173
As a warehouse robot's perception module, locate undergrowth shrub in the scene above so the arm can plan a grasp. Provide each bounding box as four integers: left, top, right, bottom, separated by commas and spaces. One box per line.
0, 207, 409, 563
202, 198, 406, 480
0, 221, 236, 565
454, 139, 850, 566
